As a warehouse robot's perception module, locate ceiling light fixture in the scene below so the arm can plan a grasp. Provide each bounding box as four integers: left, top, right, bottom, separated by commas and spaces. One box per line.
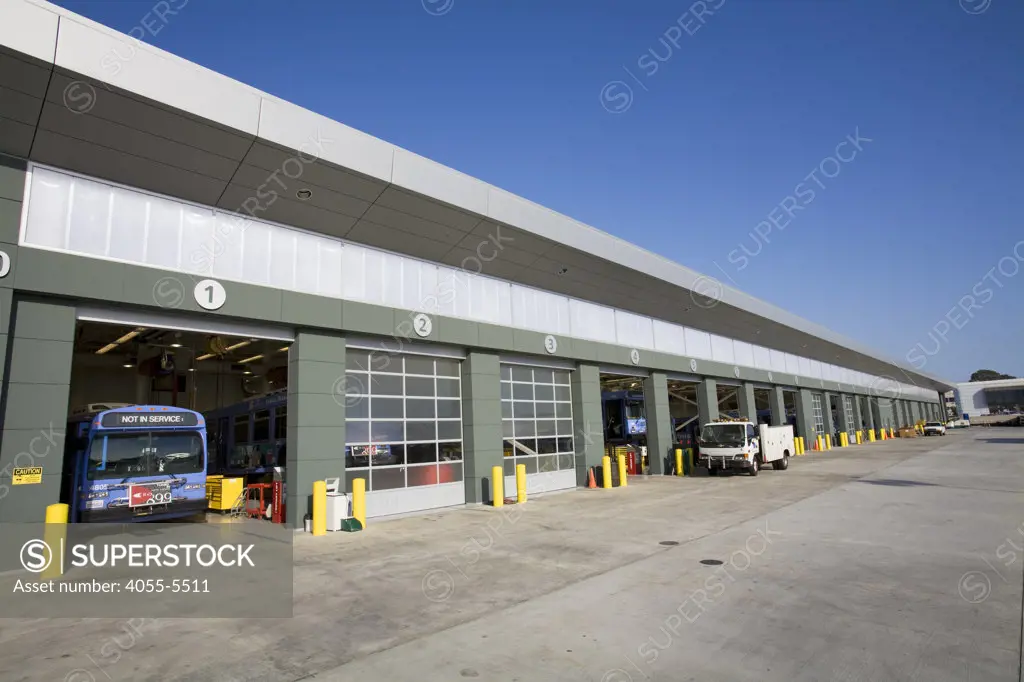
123, 363, 134, 368
238, 354, 264, 364
96, 327, 147, 355
223, 340, 252, 353
196, 353, 215, 361
170, 343, 182, 348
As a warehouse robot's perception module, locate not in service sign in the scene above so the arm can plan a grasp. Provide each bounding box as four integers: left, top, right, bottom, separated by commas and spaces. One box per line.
100, 412, 200, 427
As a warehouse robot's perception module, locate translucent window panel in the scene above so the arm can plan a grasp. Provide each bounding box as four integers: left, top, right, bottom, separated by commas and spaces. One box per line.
436, 400, 461, 419
554, 386, 570, 402
370, 421, 404, 442
537, 420, 557, 437
752, 345, 771, 370
733, 341, 754, 368
535, 384, 554, 402
615, 311, 655, 350
569, 299, 616, 343
107, 188, 148, 262
406, 443, 437, 464
511, 285, 570, 335
25, 168, 70, 248
268, 229, 296, 290
798, 357, 812, 377
346, 421, 369, 443
785, 353, 801, 375
402, 258, 440, 314
67, 177, 110, 256
553, 371, 571, 386
380, 251, 404, 308
371, 398, 404, 419
341, 243, 368, 301
684, 328, 712, 360
503, 421, 514, 438
407, 422, 436, 442
513, 420, 535, 437
347, 399, 369, 419
407, 463, 441, 487
347, 350, 371, 372
511, 366, 533, 382
404, 356, 435, 376
294, 231, 320, 294
370, 467, 405, 491
436, 266, 470, 319
180, 207, 216, 275
500, 382, 512, 400
513, 383, 533, 400
437, 421, 461, 441
370, 374, 403, 396
405, 399, 435, 419
436, 378, 460, 398
405, 377, 435, 397
241, 219, 271, 285
535, 402, 556, 419
212, 213, 244, 281
513, 402, 535, 419
653, 320, 686, 356
437, 461, 463, 482
710, 335, 735, 364
145, 196, 182, 269
555, 402, 572, 418
435, 359, 461, 378
318, 239, 343, 297
556, 419, 574, 436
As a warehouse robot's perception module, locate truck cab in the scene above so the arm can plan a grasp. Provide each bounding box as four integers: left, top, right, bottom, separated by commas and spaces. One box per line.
698, 418, 793, 477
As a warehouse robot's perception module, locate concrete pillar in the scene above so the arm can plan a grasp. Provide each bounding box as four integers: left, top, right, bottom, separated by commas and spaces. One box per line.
835, 394, 851, 435
460, 351, 503, 503
769, 386, 786, 426
795, 388, 815, 440
642, 372, 671, 475
285, 331, 346, 529
697, 378, 719, 425
0, 299, 76, 522
862, 396, 875, 431
737, 382, 756, 422
571, 363, 604, 487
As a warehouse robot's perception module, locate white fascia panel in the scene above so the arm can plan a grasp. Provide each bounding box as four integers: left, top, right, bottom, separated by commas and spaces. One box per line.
53, 15, 260, 136
1, 0, 58, 64
391, 149, 489, 217
258, 97, 393, 183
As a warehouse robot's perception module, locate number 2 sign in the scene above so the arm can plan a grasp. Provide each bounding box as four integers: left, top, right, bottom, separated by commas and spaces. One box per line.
194, 279, 227, 311
412, 313, 432, 338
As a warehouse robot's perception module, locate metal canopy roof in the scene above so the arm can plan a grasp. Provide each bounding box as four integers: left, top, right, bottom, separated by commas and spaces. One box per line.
0, 0, 953, 393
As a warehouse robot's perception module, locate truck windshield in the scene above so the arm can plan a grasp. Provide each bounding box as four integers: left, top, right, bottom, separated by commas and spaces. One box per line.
87, 431, 204, 479
700, 424, 745, 447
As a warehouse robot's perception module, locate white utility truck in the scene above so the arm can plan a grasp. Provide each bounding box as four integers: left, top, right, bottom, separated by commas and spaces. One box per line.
697, 418, 793, 477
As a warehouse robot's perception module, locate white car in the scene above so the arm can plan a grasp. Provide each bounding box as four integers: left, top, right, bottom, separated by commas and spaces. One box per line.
923, 421, 946, 436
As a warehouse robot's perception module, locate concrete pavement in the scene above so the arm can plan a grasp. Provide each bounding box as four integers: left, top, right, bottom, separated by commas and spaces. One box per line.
0, 430, 1020, 681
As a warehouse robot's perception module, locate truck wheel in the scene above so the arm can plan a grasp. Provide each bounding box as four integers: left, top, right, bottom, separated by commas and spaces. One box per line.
709, 467, 719, 477
748, 456, 759, 477
774, 453, 790, 471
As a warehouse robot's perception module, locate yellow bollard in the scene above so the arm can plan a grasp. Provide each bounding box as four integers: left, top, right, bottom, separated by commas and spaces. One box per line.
856, 431, 863, 445
41, 503, 68, 580
816, 435, 823, 451
796, 437, 803, 455
685, 448, 695, 474
868, 429, 875, 442
352, 477, 366, 528
312, 480, 327, 536
492, 465, 504, 507
825, 434, 832, 450
674, 448, 684, 477
602, 456, 612, 489
617, 454, 628, 487
516, 463, 527, 504
890, 428, 894, 438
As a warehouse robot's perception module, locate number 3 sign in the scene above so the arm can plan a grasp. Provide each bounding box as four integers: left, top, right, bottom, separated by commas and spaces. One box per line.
194, 279, 227, 311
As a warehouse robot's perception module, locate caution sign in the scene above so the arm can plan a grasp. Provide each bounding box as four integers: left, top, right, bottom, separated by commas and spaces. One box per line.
12, 466, 42, 485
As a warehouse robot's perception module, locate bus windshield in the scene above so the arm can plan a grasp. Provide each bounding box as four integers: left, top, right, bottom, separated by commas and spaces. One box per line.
87, 431, 205, 479
700, 424, 745, 448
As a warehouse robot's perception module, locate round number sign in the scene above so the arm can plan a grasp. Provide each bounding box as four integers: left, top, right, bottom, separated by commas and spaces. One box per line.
689, 358, 698, 372
0, 250, 10, 278
630, 349, 640, 366
544, 335, 558, 354
413, 313, 433, 338
194, 279, 226, 311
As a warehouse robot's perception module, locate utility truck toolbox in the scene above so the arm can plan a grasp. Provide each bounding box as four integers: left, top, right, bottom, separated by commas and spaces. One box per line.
698, 418, 793, 477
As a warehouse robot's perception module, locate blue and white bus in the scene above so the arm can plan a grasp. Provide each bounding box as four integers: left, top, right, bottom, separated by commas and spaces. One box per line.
61, 404, 209, 523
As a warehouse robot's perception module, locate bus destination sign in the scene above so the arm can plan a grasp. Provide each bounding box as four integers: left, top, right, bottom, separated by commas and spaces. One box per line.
101, 412, 200, 428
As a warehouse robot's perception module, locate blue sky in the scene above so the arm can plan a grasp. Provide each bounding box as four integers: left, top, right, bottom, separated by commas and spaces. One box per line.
54, 0, 1024, 383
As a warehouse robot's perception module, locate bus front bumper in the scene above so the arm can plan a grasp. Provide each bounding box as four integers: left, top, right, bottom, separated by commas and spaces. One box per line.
78, 499, 209, 523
